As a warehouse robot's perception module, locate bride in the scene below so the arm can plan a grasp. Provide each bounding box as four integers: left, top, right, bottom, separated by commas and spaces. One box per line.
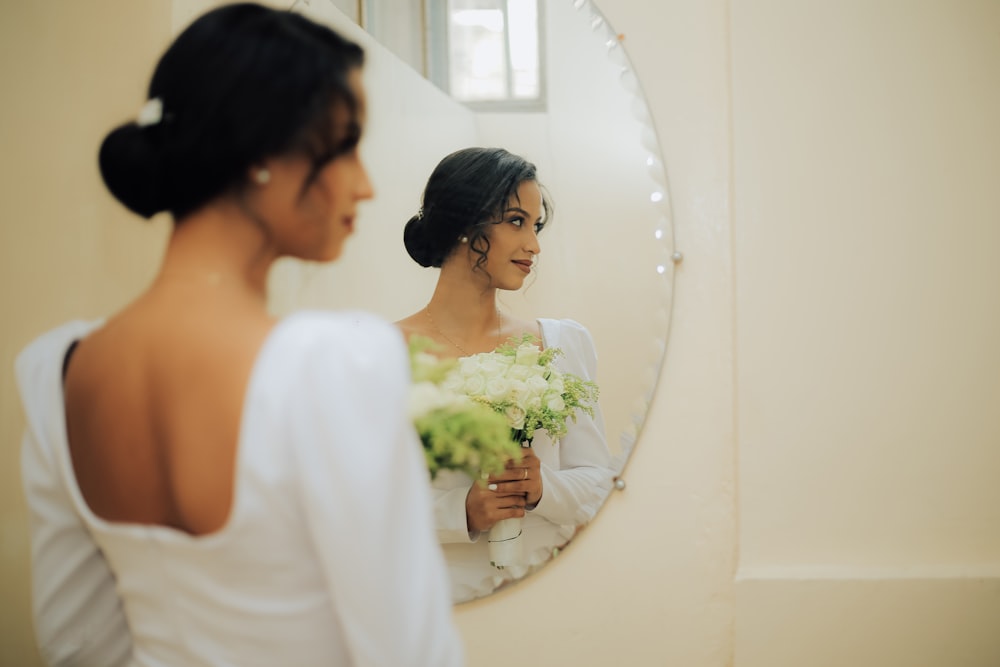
396, 147, 615, 602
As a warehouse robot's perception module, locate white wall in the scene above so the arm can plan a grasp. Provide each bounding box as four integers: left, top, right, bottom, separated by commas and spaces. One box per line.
730, 1, 1000, 664
472, 0, 673, 463
3, 1, 999, 666
259, 1, 481, 320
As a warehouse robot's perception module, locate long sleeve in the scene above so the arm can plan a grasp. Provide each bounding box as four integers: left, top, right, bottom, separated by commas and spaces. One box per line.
431, 480, 480, 544
531, 319, 615, 527
17, 322, 133, 667
288, 316, 464, 667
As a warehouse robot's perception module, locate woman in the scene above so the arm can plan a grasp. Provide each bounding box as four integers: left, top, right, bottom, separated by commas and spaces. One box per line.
397, 147, 615, 602
15, 5, 462, 665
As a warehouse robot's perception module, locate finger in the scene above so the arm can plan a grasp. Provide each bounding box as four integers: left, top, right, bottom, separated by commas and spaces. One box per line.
489, 470, 525, 483
497, 506, 526, 520
493, 500, 526, 514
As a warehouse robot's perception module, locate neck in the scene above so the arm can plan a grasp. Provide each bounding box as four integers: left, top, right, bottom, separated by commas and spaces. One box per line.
423, 264, 506, 356
426, 266, 499, 332
154, 200, 276, 301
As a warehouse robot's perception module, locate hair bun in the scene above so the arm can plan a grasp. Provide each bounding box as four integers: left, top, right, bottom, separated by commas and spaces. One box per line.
403, 213, 439, 267
98, 123, 168, 219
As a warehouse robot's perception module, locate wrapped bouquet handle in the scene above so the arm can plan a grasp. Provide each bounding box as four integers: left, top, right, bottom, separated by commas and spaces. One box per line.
487, 438, 532, 569
488, 518, 524, 569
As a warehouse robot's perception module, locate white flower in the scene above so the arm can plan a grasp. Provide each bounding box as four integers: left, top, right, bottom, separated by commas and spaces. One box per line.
546, 395, 566, 412
462, 373, 487, 395
507, 379, 528, 403
504, 405, 526, 430
507, 364, 532, 381
514, 343, 540, 367
476, 355, 504, 376
408, 382, 464, 419
485, 375, 511, 401
525, 375, 549, 396
442, 372, 463, 393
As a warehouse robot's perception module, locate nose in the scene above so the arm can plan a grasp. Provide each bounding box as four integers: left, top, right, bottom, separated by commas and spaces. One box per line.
526, 227, 541, 256
356, 159, 374, 201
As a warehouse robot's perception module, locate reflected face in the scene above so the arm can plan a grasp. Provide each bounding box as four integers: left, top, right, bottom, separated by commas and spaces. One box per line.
481, 180, 545, 290
260, 68, 374, 262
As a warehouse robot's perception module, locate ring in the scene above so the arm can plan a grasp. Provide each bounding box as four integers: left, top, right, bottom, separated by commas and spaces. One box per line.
522, 469, 528, 481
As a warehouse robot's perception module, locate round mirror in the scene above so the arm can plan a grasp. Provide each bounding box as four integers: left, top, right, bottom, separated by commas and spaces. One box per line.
274, 0, 675, 602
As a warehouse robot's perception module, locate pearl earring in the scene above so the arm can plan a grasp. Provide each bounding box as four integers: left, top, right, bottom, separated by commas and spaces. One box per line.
254, 168, 271, 185
459, 236, 469, 243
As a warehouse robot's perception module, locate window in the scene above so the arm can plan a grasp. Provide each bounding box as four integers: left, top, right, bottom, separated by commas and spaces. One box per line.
359, 0, 545, 110
432, 0, 543, 109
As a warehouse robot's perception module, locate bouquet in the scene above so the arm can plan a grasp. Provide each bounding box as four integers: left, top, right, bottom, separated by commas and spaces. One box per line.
439, 334, 599, 568
407, 338, 523, 481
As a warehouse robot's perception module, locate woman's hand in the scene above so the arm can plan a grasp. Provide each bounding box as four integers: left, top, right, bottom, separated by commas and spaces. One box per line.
464, 448, 543, 533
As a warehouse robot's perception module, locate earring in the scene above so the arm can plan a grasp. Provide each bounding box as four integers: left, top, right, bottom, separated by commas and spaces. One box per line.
459, 236, 469, 244
254, 168, 271, 185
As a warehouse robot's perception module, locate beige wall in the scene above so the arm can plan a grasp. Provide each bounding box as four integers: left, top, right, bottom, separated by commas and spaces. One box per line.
2, 2, 999, 667
0, 2, 173, 664
730, 1, 1000, 665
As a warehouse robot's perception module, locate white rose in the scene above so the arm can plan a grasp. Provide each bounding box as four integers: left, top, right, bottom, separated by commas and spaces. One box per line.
485, 375, 511, 401
525, 375, 549, 396
515, 343, 540, 367
476, 355, 503, 376
463, 373, 487, 395
408, 382, 448, 419
546, 395, 566, 412
507, 364, 531, 381
504, 404, 527, 430
507, 379, 528, 402
442, 373, 463, 393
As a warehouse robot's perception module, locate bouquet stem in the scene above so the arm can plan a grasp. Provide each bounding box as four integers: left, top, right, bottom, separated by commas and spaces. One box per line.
488, 437, 531, 569
488, 518, 523, 569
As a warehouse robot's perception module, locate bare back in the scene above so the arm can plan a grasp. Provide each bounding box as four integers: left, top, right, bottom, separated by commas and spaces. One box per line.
63, 287, 275, 536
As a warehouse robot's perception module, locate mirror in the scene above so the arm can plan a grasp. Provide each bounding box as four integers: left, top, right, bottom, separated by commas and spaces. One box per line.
275, 0, 675, 601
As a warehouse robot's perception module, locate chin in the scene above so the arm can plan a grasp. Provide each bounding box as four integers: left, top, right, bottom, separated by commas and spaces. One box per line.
319, 240, 348, 262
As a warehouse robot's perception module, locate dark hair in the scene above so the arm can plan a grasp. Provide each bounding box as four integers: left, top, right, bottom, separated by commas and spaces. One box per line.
99, 3, 364, 220
403, 147, 552, 270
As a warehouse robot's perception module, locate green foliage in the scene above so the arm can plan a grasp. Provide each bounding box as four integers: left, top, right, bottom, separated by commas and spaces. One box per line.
415, 403, 522, 480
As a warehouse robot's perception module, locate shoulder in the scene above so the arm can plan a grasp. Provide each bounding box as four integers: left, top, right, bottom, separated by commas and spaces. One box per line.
538, 318, 598, 374
538, 318, 594, 349
16, 320, 103, 422
274, 310, 403, 348
261, 310, 410, 389
394, 311, 432, 343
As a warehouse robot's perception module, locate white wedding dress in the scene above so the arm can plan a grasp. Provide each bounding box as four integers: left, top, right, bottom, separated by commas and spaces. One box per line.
17, 311, 463, 667
431, 318, 615, 603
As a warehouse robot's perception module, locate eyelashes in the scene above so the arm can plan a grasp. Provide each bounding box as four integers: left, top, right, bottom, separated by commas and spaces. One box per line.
505, 216, 544, 233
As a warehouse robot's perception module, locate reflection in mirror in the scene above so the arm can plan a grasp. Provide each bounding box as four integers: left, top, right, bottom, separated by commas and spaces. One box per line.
278, 0, 675, 601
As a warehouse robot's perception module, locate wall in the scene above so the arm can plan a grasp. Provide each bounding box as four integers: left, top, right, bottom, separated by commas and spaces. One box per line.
456, 1, 738, 663
473, 0, 672, 463
2, 1, 999, 666
0, 3, 173, 664
730, 1, 1000, 664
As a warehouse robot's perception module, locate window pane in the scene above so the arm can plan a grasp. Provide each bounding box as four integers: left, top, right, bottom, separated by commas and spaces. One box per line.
448, 0, 507, 101
446, 0, 540, 105
507, 0, 538, 99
